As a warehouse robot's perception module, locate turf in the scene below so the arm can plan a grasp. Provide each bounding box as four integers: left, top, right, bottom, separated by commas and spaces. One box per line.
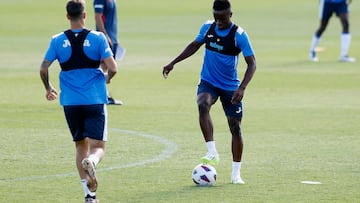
0, 0, 359, 202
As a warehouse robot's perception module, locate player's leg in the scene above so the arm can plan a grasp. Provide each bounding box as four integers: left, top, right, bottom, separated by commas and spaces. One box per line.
227, 117, 245, 184
220, 90, 245, 184
227, 117, 243, 162
63, 106, 98, 201
197, 92, 214, 142
80, 104, 108, 203
309, 0, 331, 61
81, 139, 105, 203
82, 139, 105, 191
75, 139, 98, 201
315, 19, 329, 39
337, 3, 355, 62
197, 80, 219, 165
339, 13, 349, 34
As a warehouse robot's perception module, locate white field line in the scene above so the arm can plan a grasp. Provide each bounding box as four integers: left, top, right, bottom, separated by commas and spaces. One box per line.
0, 128, 177, 183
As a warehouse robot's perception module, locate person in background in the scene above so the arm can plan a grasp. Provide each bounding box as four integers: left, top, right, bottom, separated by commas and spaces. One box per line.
309, 0, 355, 62
94, 0, 124, 105
39, 0, 117, 202
162, 0, 256, 184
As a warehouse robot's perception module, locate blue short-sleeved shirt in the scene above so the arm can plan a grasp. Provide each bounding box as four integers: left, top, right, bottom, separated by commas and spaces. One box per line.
195, 20, 255, 91
44, 29, 113, 106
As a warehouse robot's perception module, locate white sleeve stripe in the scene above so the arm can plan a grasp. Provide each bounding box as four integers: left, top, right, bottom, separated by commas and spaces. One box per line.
236, 27, 244, 35
94, 4, 104, 9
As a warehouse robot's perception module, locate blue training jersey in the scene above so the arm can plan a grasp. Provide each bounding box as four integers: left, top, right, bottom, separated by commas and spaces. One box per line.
44, 29, 113, 106
94, 0, 118, 44
195, 20, 255, 91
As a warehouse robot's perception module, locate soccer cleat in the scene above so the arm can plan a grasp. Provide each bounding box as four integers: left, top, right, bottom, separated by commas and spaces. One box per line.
231, 176, 245, 184
82, 158, 98, 192
309, 51, 318, 62
200, 152, 219, 165
107, 96, 123, 105
339, 56, 356, 63
85, 195, 99, 203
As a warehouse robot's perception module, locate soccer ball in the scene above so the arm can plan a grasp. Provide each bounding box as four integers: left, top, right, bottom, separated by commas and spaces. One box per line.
192, 164, 217, 186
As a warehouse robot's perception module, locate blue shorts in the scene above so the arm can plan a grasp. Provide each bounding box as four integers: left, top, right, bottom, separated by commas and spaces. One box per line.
197, 80, 243, 118
63, 104, 108, 142
320, 1, 348, 21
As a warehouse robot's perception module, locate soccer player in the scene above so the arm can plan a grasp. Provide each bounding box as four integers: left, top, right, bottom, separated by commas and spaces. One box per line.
94, 0, 124, 105
39, 1, 117, 202
309, 0, 355, 62
163, 0, 256, 184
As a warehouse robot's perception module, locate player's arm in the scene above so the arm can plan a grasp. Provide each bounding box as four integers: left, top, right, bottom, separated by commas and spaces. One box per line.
239, 55, 256, 90
95, 12, 112, 47
163, 40, 203, 78
102, 56, 117, 84
39, 59, 58, 101
231, 55, 256, 104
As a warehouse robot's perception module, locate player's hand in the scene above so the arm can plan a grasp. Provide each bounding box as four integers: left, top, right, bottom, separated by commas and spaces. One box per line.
163, 64, 174, 79
231, 88, 245, 104
46, 89, 58, 101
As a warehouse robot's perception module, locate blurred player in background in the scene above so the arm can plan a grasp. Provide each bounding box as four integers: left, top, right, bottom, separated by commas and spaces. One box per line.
94, 0, 124, 105
309, 0, 355, 62
163, 0, 256, 184
39, 0, 117, 202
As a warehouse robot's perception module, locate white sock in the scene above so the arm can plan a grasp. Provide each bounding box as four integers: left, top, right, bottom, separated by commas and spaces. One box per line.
340, 33, 351, 57
310, 35, 321, 52
81, 179, 96, 197
206, 141, 217, 155
88, 154, 100, 166
232, 161, 242, 178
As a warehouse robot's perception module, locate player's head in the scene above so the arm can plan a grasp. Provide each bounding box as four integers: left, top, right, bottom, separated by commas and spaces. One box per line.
213, 0, 232, 30
66, 0, 86, 21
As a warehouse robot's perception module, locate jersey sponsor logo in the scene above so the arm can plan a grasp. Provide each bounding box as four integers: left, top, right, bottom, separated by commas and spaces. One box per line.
63, 40, 71, 48
62, 39, 91, 48
209, 42, 223, 51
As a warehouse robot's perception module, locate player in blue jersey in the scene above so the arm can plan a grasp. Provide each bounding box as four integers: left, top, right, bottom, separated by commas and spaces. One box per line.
309, 0, 355, 62
39, 1, 117, 202
163, 0, 256, 184
94, 0, 124, 105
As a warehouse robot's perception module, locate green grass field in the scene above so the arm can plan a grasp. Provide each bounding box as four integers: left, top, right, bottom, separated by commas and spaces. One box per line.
1, 0, 360, 202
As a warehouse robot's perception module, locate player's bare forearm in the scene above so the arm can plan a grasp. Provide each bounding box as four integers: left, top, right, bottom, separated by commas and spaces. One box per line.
163, 40, 202, 78
231, 55, 256, 104
40, 59, 52, 90
95, 13, 112, 46
239, 55, 256, 90
95, 13, 107, 34
172, 40, 202, 64
103, 56, 117, 83
40, 59, 58, 100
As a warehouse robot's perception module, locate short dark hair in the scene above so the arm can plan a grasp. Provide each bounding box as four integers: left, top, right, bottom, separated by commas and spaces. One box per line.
213, 0, 231, 11
66, 0, 85, 20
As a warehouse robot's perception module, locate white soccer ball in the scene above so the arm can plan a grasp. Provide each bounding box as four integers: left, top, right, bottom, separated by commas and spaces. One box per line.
192, 164, 217, 186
